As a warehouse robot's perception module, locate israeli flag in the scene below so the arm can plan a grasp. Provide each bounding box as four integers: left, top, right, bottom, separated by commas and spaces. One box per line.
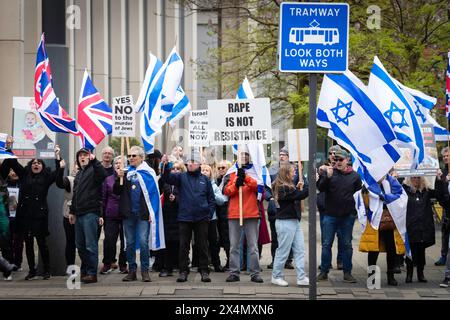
396, 80, 450, 142
317, 70, 401, 184
138, 48, 184, 153
0, 133, 16, 159
167, 86, 191, 128
368, 56, 425, 168
354, 175, 411, 257
127, 162, 165, 250
233, 77, 271, 199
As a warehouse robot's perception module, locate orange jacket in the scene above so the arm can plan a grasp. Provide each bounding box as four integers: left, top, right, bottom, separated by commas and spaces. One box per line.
224, 172, 259, 220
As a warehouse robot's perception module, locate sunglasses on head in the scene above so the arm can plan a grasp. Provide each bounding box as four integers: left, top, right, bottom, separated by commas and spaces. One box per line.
333, 157, 345, 162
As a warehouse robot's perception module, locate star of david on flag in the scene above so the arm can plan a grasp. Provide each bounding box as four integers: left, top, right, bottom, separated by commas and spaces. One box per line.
383, 102, 409, 129
330, 99, 354, 126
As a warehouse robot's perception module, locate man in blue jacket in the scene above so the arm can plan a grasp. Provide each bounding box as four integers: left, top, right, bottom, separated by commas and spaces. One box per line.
161, 150, 215, 283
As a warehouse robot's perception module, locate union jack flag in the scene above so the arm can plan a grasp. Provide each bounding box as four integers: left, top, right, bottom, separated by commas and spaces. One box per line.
39, 70, 79, 136
34, 33, 52, 107
446, 50, 450, 119
77, 70, 112, 150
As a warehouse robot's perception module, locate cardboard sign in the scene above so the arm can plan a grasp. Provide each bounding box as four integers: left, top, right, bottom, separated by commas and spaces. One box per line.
112, 95, 135, 137
7, 187, 19, 218
208, 98, 272, 145
287, 128, 309, 161
12, 97, 56, 159
188, 110, 209, 147
394, 124, 439, 177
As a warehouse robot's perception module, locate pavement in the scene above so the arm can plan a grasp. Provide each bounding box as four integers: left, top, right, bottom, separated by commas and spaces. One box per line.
1, 215, 450, 300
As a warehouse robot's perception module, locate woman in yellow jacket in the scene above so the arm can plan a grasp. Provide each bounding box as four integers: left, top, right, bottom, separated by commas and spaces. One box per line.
356, 174, 407, 286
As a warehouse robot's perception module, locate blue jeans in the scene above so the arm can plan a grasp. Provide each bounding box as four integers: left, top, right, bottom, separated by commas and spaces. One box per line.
74, 213, 99, 276
123, 215, 150, 272
320, 214, 355, 274
272, 219, 306, 281
320, 212, 344, 266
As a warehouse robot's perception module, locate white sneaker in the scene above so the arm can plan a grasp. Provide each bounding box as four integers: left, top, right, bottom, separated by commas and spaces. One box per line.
4, 275, 12, 281
271, 277, 288, 287
297, 277, 310, 286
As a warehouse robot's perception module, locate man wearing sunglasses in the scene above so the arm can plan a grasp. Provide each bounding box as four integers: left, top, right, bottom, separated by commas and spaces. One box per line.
317, 149, 362, 283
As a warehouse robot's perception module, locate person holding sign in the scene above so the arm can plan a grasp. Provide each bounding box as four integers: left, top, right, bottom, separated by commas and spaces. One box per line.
224, 148, 263, 284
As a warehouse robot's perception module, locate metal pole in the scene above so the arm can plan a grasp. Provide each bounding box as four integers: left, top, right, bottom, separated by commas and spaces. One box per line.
308, 73, 318, 300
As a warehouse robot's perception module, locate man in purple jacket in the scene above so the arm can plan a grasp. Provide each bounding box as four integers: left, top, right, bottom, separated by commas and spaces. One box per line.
100, 156, 128, 274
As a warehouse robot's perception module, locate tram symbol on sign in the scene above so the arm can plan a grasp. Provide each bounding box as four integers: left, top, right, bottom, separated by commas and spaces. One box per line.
289, 20, 339, 45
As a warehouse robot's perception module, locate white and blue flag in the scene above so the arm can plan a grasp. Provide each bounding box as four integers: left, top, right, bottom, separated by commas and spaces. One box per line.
233, 77, 271, 199
137, 48, 184, 153
354, 175, 411, 257
127, 161, 165, 250
317, 70, 401, 185
368, 56, 425, 168
395, 80, 450, 142
167, 86, 191, 128
0, 133, 16, 159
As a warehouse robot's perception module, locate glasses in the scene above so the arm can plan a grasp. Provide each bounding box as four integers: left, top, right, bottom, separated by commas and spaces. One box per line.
218, 166, 226, 170
172, 167, 180, 171
333, 158, 345, 162
127, 154, 138, 158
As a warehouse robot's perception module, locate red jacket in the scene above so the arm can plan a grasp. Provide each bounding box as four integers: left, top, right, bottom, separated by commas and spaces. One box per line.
224, 173, 259, 220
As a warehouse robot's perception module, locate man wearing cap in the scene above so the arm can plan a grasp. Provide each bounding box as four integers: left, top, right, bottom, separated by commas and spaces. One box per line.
224, 149, 264, 283
317, 148, 362, 283
160, 149, 216, 283
318, 145, 344, 271
69, 148, 108, 284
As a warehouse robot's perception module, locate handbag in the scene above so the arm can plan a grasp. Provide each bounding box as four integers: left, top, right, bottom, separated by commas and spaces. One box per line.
379, 208, 395, 231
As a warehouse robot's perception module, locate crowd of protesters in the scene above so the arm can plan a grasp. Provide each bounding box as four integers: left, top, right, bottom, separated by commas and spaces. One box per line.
1, 136, 450, 288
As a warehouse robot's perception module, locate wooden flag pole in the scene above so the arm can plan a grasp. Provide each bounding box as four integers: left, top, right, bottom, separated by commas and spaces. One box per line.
296, 129, 304, 212
120, 137, 124, 185
126, 137, 131, 154
238, 145, 243, 226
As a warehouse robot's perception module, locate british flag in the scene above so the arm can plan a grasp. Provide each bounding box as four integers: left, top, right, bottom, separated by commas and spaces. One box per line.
446, 50, 450, 119
39, 70, 79, 136
77, 70, 112, 150
34, 33, 52, 107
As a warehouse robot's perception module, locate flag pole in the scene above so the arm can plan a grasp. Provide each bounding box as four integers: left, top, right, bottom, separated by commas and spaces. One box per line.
238, 144, 243, 226
120, 137, 124, 185
296, 129, 304, 213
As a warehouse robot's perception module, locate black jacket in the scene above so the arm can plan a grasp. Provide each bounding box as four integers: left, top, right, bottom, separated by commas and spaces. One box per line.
1, 157, 62, 236
275, 184, 309, 221
71, 158, 107, 217
436, 168, 450, 224
113, 173, 151, 221
216, 175, 230, 221
403, 185, 435, 247
162, 183, 180, 241
317, 168, 362, 217
161, 167, 215, 222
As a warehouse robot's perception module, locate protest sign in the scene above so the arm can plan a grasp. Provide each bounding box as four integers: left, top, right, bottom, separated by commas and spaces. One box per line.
112, 95, 135, 137
188, 110, 209, 147
287, 128, 309, 162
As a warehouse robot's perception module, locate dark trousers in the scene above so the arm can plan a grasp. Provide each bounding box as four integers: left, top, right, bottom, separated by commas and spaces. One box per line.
179, 220, 209, 274
442, 225, 450, 257
102, 219, 126, 266
208, 220, 221, 267
217, 217, 230, 265
9, 219, 24, 267
407, 242, 426, 271
269, 219, 293, 263
161, 241, 179, 272
63, 217, 76, 266
24, 232, 50, 272
368, 230, 396, 273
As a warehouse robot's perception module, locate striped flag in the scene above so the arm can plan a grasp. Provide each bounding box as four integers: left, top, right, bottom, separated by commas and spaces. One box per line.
0, 133, 16, 159
138, 48, 184, 153
38, 70, 79, 136
77, 70, 112, 150
34, 33, 52, 107
167, 86, 191, 128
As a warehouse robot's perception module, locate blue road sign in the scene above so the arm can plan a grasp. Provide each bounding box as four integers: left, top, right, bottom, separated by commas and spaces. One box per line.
278, 2, 349, 73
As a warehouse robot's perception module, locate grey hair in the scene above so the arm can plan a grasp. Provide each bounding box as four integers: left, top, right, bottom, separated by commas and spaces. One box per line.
102, 146, 115, 156
113, 155, 126, 166
130, 146, 145, 158
441, 147, 449, 156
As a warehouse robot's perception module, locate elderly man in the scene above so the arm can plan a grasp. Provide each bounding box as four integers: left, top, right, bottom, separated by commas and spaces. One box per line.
115, 146, 163, 282
161, 150, 215, 283
101, 146, 115, 176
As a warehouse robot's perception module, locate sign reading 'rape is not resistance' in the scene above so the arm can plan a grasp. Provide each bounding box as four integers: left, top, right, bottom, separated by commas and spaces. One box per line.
207, 98, 272, 145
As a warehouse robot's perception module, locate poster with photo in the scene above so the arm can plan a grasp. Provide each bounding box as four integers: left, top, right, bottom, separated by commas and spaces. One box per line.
7, 187, 19, 218
394, 124, 439, 177
12, 97, 56, 159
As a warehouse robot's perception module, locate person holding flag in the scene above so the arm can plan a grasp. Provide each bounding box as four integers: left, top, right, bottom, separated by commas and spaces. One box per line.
115, 146, 165, 283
